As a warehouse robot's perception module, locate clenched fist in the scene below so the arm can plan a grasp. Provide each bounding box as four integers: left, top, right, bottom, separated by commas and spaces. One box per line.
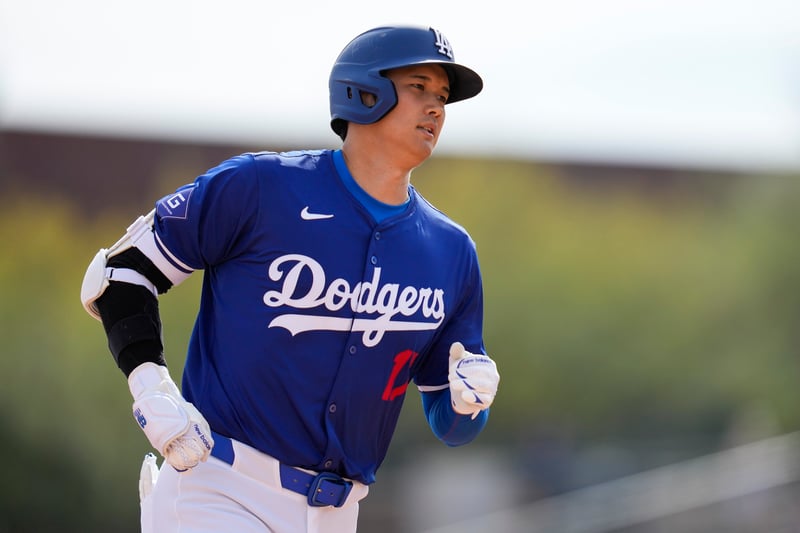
128, 363, 214, 471
448, 342, 499, 419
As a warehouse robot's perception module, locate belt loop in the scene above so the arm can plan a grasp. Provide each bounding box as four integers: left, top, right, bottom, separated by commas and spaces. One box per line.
210, 430, 235, 465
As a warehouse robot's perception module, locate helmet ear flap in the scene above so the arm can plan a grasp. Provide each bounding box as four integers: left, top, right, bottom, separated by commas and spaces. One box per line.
329, 74, 398, 137
331, 88, 379, 141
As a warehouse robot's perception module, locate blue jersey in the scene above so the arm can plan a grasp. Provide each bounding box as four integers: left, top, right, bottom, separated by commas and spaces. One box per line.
152, 149, 485, 484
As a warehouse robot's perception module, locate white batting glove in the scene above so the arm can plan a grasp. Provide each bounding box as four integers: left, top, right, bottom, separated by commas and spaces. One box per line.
448, 342, 500, 419
128, 362, 214, 472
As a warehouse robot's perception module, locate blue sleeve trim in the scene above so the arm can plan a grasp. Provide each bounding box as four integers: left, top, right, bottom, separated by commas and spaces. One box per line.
421, 388, 488, 447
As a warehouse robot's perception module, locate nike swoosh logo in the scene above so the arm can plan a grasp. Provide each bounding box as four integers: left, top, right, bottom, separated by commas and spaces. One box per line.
301, 206, 334, 220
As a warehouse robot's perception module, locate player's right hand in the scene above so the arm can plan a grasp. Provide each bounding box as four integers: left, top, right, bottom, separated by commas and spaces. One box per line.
128, 362, 214, 472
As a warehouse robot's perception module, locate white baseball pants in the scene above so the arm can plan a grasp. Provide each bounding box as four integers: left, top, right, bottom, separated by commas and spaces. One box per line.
139, 435, 369, 533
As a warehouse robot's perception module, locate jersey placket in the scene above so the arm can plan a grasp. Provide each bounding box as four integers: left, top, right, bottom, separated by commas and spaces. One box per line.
320, 226, 388, 475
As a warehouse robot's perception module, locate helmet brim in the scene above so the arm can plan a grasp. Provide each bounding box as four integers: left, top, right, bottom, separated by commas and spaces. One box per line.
376, 59, 483, 104
439, 62, 483, 104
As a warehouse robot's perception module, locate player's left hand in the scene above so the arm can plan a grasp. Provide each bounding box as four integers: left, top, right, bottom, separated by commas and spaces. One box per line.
448, 342, 499, 419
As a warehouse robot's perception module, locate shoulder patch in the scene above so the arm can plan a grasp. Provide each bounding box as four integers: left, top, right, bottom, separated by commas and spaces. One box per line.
156, 186, 195, 219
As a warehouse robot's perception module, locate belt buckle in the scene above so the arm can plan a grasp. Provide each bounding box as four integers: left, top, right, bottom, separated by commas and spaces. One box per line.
307, 472, 353, 508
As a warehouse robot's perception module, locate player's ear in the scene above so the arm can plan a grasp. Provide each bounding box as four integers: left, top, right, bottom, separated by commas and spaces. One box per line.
360, 91, 377, 108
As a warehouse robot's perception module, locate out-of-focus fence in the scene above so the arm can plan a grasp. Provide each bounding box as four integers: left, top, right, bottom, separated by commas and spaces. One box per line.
419, 432, 800, 533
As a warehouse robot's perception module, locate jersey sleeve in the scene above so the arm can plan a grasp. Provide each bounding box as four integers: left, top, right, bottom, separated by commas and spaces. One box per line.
421, 388, 488, 446
153, 154, 262, 270
414, 237, 486, 390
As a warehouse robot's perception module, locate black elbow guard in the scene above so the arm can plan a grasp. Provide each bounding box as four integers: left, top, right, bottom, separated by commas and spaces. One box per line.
95, 281, 166, 376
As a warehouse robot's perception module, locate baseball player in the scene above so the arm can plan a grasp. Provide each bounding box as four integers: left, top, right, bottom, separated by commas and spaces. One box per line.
80, 25, 500, 533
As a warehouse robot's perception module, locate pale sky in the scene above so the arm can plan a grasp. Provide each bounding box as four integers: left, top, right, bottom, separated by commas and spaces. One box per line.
1, 0, 798, 172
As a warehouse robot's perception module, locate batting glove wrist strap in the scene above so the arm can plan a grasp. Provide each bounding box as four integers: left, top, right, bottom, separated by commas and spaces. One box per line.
448, 342, 500, 419
128, 362, 214, 471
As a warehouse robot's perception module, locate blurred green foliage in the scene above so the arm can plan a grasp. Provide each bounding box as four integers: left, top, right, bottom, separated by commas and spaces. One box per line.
1, 159, 799, 531
413, 161, 800, 451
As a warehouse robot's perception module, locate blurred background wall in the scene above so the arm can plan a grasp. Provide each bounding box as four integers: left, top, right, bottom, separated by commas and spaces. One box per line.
2, 1, 799, 532
3, 128, 800, 532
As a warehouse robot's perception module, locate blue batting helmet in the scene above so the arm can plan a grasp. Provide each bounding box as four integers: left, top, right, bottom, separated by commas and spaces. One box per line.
329, 26, 483, 138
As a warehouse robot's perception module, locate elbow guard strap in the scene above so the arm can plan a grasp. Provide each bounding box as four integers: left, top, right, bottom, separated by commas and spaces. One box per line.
81, 210, 157, 321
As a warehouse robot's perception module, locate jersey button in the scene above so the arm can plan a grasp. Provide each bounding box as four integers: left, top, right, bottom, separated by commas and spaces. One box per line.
328, 403, 337, 413
349, 345, 357, 355
370, 256, 378, 265
324, 460, 333, 469
374, 231, 381, 240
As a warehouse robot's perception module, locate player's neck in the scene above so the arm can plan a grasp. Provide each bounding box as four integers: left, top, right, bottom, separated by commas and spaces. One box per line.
340, 146, 412, 206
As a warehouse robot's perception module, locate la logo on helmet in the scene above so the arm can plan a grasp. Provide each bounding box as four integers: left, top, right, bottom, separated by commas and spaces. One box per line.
432, 28, 454, 60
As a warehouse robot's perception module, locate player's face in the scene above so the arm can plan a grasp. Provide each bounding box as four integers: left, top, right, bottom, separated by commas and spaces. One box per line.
378, 64, 450, 163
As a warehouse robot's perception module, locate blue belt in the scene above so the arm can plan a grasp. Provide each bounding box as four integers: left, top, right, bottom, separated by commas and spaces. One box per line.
210, 431, 353, 508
